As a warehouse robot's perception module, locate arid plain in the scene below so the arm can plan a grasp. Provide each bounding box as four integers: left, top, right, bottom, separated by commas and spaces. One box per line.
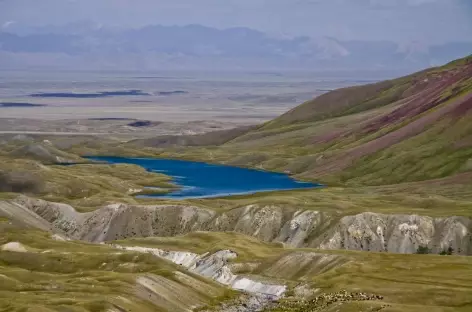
0, 69, 392, 137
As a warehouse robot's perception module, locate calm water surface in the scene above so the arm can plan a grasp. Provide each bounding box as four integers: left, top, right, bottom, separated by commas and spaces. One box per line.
86, 156, 320, 199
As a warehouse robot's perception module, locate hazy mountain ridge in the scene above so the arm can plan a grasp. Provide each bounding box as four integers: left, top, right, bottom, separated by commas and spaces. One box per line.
1, 24, 471, 70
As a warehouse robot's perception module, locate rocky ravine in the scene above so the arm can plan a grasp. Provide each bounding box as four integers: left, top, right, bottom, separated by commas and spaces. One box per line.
6, 196, 472, 255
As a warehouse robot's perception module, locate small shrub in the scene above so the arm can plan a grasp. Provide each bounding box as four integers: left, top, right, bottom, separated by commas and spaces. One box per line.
416, 246, 431, 254
447, 246, 454, 255
439, 246, 454, 255
285, 288, 296, 297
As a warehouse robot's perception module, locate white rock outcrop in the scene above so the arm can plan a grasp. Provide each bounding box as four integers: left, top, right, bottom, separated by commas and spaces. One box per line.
11, 196, 472, 255
113, 245, 286, 298
1, 242, 27, 252
318, 213, 472, 254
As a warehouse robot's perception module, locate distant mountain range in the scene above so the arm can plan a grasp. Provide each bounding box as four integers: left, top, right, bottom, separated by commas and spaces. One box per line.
0, 23, 470, 71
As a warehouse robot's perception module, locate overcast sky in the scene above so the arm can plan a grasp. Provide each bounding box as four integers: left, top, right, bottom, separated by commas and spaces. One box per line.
1, 0, 471, 44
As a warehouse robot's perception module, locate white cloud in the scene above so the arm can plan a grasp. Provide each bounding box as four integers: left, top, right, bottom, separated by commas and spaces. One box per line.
369, 0, 440, 7
407, 0, 440, 5
1, 21, 15, 29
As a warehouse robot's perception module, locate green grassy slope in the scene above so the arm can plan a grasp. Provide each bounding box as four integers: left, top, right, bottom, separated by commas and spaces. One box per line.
0, 224, 234, 312
263, 79, 405, 129
115, 232, 472, 312
265, 55, 472, 129
3, 223, 472, 312
147, 55, 472, 188
0, 154, 175, 211
130, 125, 256, 148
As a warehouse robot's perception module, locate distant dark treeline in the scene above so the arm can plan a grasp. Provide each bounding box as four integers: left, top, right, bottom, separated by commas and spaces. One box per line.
158, 91, 188, 96
0, 102, 46, 107
28, 90, 188, 98
88, 118, 134, 121
128, 120, 153, 127
87, 118, 156, 127
30, 90, 150, 98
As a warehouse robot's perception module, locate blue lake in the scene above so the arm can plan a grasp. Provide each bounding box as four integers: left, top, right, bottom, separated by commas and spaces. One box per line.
85, 156, 320, 199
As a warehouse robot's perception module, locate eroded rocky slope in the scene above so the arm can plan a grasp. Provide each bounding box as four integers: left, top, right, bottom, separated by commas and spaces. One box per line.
113, 245, 286, 297
6, 196, 472, 255
318, 212, 472, 254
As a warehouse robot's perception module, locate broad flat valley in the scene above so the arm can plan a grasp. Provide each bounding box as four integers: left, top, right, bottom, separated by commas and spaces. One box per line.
0, 69, 395, 137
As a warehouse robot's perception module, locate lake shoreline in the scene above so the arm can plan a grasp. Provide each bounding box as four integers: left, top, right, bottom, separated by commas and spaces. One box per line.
82, 156, 322, 200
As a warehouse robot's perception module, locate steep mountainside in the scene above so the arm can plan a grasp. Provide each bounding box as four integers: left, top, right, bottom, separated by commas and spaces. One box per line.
146, 55, 472, 187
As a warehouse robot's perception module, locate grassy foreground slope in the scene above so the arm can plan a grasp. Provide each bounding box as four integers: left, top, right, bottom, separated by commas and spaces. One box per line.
0, 223, 234, 312
2, 218, 472, 312
115, 232, 472, 312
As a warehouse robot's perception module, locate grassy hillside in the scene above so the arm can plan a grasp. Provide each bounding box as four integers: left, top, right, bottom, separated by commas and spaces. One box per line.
130, 125, 256, 148
0, 224, 235, 312
139, 55, 472, 189
266, 55, 472, 128
3, 222, 472, 312
0, 153, 175, 211
112, 232, 472, 312
4, 137, 471, 219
